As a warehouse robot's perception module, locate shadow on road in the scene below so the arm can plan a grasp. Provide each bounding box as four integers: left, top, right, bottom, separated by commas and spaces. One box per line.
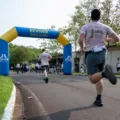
27, 105, 94, 120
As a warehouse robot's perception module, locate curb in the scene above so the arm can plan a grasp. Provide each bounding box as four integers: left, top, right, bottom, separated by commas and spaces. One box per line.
2, 85, 16, 120
16, 82, 51, 120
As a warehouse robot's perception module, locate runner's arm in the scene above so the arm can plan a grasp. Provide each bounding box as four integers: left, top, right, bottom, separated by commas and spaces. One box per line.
48, 54, 52, 61
78, 26, 86, 52
105, 33, 119, 42
105, 26, 120, 42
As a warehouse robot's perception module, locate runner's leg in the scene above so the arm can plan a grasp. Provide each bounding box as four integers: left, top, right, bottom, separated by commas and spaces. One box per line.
43, 66, 49, 83
44, 68, 47, 78
86, 51, 105, 106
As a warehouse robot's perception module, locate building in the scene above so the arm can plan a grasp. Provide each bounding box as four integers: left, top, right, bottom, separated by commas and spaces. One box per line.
106, 46, 120, 73
72, 46, 120, 73
46, 45, 120, 73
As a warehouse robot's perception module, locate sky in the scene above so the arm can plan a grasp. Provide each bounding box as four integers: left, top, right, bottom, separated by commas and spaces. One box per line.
0, 0, 79, 48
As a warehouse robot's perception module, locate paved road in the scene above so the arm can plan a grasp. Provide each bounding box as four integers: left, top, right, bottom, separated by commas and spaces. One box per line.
11, 73, 120, 120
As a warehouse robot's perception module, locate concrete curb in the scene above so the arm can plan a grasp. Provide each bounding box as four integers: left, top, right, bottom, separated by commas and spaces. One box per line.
18, 83, 51, 120
2, 85, 16, 120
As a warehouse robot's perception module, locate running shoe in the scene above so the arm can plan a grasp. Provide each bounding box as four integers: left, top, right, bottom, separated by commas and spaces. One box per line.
93, 100, 103, 107
104, 64, 117, 85
43, 77, 49, 83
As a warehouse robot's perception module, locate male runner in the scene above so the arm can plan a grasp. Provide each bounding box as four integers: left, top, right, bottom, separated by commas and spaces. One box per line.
39, 49, 52, 83
78, 9, 119, 106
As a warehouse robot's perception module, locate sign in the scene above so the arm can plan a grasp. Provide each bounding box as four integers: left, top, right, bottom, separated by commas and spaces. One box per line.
65, 56, 72, 62
0, 54, 8, 62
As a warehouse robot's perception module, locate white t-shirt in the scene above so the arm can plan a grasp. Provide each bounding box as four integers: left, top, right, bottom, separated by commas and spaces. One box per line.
80, 21, 115, 51
35, 63, 39, 67
80, 67, 84, 73
117, 61, 120, 68
26, 65, 29, 69
16, 64, 20, 68
61, 63, 63, 68
39, 52, 52, 66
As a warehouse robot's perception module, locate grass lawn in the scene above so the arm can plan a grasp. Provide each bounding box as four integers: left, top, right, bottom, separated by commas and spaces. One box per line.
72, 72, 87, 75
0, 76, 13, 119
73, 72, 120, 76
115, 73, 120, 75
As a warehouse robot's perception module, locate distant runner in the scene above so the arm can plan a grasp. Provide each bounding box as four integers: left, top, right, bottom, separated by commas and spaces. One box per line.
39, 49, 52, 83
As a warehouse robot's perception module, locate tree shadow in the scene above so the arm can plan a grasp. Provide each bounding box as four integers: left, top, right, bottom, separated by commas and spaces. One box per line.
27, 105, 94, 120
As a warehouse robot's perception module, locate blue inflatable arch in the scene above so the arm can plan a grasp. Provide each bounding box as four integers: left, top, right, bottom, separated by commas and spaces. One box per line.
0, 27, 72, 75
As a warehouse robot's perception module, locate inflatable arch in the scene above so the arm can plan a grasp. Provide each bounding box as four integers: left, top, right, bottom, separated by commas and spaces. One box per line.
0, 27, 72, 75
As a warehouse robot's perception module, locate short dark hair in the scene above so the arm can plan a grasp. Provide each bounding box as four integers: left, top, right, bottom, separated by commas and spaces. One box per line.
42, 49, 45, 52
91, 9, 101, 21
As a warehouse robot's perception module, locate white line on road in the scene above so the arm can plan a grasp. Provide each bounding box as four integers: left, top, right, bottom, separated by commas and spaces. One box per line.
17, 81, 51, 120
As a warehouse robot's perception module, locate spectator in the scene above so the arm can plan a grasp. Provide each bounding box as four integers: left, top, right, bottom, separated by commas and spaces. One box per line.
116, 57, 120, 73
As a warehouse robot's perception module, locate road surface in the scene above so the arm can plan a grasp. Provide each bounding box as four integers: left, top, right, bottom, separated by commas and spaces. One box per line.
11, 73, 120, 120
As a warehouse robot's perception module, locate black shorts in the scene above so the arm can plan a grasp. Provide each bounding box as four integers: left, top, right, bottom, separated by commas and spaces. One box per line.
85, 50, 106, 75
41, 65, 49, 71
35, 67, 38, 70
117, 67, 120, 72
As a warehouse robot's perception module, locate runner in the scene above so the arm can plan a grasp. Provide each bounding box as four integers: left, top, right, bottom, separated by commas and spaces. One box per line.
39, 49, 52, 83
78, 9, 119, 106
16, 63, 20, 74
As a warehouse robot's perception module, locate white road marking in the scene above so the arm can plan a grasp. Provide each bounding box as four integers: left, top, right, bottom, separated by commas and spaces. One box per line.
17, 81, 51, 120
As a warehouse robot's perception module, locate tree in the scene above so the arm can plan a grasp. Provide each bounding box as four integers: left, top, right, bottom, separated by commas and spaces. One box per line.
10, 46, 33, 65
38, 26, 63, 56
9, 43, 42, 65
27, 46, 42, 60
9, 43, 17, 55
62, 0, 120, 50
60, 0, 120, 72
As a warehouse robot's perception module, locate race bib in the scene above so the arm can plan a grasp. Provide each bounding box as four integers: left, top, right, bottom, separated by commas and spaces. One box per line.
92, 46, 103, 52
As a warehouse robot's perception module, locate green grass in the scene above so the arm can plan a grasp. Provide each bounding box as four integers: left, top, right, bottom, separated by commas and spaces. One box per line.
0, 76, 13, 119
73, 72, 120, 76
115, 73, 120, 75
72, 72, 87, 75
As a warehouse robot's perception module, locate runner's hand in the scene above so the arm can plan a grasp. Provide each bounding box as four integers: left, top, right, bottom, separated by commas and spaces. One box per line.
105, 38, 113, 42
81, 49, 85, 55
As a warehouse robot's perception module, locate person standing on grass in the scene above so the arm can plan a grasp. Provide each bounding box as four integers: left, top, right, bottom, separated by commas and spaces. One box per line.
39, 49, 52, 83
78, 9, 119, 107
116, 57, 120, 73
